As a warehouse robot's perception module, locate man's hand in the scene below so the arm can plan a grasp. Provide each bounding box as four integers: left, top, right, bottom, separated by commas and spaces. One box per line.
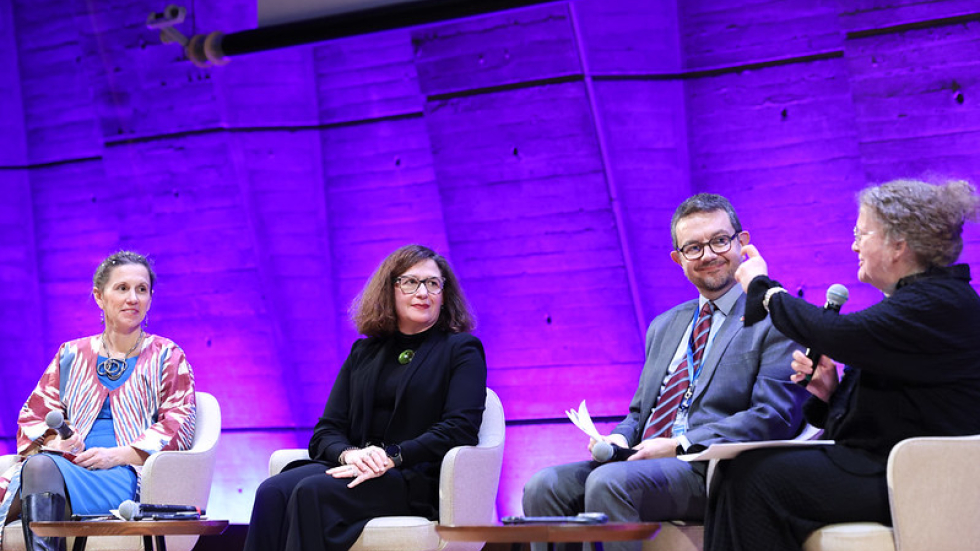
628, 438, 678, 460
588, 433, 629, 454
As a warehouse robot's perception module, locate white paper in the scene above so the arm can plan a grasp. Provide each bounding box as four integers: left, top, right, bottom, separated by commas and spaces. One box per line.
565, 400, 604, 441
678, 439, 835, 462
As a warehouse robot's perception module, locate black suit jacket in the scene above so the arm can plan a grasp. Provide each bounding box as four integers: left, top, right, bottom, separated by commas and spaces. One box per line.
305, 329, 487, 517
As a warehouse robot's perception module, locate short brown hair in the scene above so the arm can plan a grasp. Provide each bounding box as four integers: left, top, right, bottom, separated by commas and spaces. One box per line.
351, 244, 475, 337
671, 193, 742, 249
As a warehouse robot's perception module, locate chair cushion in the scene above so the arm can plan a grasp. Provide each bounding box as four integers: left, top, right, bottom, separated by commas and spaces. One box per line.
350, 516, 440, 551
1, 523, 26, 551
642, 522, 703, 551
802, 522, 895, 551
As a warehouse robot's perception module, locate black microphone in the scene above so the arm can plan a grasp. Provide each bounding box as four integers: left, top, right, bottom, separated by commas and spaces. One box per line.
118, 500, 203, 520
798, 284, 849, 387
45, 411, 74, 440
592, 441, 638, 463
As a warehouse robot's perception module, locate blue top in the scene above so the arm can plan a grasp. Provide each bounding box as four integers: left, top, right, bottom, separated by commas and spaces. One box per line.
48, 356, 141, 514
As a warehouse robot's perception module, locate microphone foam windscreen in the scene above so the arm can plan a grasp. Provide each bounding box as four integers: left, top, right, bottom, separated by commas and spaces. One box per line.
118, 500, 138, 521
45, 410, 64, 429
592, 441, 613, 462
827, 284, 849, 306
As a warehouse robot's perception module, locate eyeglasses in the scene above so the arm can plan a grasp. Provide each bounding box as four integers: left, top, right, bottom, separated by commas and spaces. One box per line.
853, 227, 875, 245
395, 276, 445, 295
677, 232, 741, 261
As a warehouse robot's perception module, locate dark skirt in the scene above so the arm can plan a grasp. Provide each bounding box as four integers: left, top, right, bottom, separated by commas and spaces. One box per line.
244, 462, 416, 551
704, 446, 891, 551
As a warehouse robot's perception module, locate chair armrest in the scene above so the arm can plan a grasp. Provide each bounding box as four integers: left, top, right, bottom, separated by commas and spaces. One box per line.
438, 442, 504, 526
0, 454, 19, 474
888, 434, 980, 551
269, 449, 310, 476
140, 445, 218, 509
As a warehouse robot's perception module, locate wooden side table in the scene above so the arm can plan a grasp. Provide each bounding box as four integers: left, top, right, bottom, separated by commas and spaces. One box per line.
30, 519, 229, 551
437, 522, 661, 551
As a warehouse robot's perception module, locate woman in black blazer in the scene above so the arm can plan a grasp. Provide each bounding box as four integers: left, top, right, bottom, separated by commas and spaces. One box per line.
245, 244, 487, 551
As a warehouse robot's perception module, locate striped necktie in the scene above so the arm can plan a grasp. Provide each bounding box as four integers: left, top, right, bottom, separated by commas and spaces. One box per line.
642, 301, 714, 440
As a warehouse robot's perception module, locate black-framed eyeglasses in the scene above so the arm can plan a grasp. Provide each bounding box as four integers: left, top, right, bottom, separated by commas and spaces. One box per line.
395, 276, 445, 295
677, 232, 741, 261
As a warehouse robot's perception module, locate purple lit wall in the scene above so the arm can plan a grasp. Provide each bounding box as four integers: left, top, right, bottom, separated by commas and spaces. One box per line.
2, 0, 980, 524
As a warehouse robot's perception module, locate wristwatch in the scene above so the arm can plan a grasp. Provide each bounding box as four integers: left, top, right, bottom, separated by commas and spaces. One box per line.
385, 444, 403, 467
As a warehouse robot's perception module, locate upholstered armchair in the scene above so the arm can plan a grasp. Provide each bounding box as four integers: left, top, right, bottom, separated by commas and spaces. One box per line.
267, 387, 506, 551
802, 434, 980, 551
642, 432, 980, 551
0, 391, 222, 551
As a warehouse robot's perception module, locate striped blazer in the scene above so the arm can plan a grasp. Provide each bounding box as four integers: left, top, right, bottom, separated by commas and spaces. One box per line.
16, 333, 196, 459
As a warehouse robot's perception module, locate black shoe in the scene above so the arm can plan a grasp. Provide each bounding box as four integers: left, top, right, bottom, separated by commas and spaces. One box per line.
20, 492, 67, 551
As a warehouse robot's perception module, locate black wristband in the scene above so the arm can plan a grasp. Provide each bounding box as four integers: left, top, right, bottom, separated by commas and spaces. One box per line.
385, 444, 403, 467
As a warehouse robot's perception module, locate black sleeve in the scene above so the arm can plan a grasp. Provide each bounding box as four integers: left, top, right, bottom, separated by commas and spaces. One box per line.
802, 396, 829, 428
767, 281, 979, 384
397, 335, 487, 466
744, 275, 781, 326
308, 339, 363, 463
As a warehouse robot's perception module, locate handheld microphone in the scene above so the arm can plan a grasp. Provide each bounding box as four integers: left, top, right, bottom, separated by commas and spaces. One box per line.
798, 284, 849, 387
45, 411, 74, 440
592, 441, 638, 463
118, 500, 203, 521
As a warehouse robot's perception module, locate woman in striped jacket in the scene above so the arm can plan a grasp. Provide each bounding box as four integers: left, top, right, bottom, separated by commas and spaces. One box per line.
0, 251, 196, 551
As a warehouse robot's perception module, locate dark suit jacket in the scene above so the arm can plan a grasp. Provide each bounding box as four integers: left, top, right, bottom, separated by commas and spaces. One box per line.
614, 291, 807, 451
305, 329, 487, 517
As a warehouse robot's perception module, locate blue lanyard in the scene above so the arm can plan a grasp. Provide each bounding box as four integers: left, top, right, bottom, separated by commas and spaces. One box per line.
679, 305, 715, 412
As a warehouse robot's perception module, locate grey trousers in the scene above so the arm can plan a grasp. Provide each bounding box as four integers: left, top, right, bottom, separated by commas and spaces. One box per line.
522, 459, 707, 551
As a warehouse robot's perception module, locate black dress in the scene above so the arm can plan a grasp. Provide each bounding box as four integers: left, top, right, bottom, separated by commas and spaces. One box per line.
705, 265, 980, 551
245, 328, 487, 551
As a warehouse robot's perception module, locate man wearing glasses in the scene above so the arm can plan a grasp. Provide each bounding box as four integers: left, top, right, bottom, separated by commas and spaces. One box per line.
523, 193, 809, 551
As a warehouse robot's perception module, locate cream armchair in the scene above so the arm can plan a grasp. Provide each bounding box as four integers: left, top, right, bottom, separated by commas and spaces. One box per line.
641, 432, 980, 551
0, 391, 222, 551
267, 387, 506, 551
803, 434, 980, 551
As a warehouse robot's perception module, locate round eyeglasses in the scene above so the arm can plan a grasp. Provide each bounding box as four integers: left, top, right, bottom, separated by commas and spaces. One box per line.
395, 276, 445, 295
677, 232, 741, 261
853, 227, 875, 245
